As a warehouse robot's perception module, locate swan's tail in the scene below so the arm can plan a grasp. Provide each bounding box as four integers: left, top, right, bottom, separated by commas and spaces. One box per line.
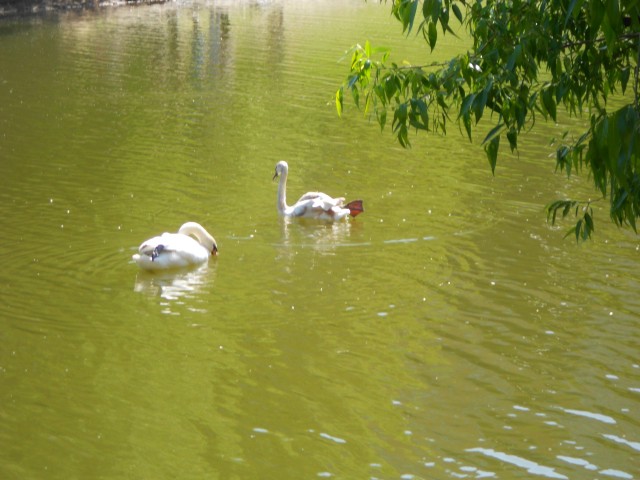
345, 200, 364, 217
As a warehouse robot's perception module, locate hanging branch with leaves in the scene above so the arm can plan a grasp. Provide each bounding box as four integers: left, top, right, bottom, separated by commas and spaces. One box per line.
337, 0, 640, 241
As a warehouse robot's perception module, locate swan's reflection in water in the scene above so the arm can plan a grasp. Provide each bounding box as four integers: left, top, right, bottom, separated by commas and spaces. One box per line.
274, 218, 367, 280
278, 217, 363, 254
133, 263, 217, 314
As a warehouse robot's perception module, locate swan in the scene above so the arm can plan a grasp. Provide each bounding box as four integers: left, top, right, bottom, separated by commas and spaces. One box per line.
273, 160, 364, 221
132, 222, 218, 271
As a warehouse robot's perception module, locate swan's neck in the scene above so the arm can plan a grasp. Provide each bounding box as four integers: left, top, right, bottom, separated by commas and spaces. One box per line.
179, 222, 216, 252
277, 170, 288, 214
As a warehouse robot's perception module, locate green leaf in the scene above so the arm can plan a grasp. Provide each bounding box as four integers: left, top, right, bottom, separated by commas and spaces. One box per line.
438, 5, 449, 32
397, 123, 409, 148
436, 92, 448, 110
395, 0, 420, 34
481, 123, 504, 145
613, 189, 628, 211
393, 103, 408, 130
378, 109, 387, 131
589, 0, 605, 31
364, 92, 372, 116
621, 67, 630, 93
506, 45, 521, 72
602, 15, 617, 52
605, 0, 620, 29
462, 113, 472, 141
373, 84, 387, 105
452, 3, 463, 24
506, 128, 518, 152
427, 21, 438, 51
474, 79, 492, 124
423, 0, 442, 23
352, 87, 360, 108
584, 212, 594, 234
335, 87, 343, 117
414, 98, 429, 130
350, 49, 361, 71
460, 93, 476, 118
546, 200, 563, 224
542, 88, 557, 122
564, 0, 577, 26
384, 75, 397, 101
407, 0, 419, 34
548, 202, 559, 224
484, 135, 500, 174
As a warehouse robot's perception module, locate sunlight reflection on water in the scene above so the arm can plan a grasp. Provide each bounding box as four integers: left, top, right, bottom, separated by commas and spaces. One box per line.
466, 447, 568, 479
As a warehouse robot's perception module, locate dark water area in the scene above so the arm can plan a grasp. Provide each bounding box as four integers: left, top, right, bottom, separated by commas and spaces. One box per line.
0, 0, 163, 18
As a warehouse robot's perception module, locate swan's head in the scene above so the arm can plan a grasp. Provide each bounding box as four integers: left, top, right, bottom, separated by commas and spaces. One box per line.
273, 160, 289, 180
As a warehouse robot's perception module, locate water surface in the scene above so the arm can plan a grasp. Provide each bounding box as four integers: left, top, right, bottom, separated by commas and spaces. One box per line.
0, 1, 638, 479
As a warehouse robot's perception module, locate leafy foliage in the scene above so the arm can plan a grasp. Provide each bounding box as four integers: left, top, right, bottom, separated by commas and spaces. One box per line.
337, 0, 640, 240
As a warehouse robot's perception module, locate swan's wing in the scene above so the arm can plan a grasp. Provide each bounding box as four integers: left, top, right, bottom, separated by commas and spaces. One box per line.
137, 233, 170, 257
289, 198, 315, 217
155, 233, 203, 253
147, 233, 207, 254
296, 192, 345, 209
294, 191, 316, 201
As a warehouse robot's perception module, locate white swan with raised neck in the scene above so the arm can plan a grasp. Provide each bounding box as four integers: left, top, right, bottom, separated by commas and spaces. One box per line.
273, 160, 363, 221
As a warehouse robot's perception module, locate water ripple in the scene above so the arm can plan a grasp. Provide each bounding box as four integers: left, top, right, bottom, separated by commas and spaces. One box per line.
466, 448, 568, 479
559, 407, 617, 425
602, 434, 640, 453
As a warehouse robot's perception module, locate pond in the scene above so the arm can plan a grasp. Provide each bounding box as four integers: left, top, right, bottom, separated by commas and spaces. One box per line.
0, 0, 638, 478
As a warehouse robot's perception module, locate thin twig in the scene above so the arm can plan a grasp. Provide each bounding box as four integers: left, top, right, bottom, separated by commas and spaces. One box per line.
562, 32, 640, 50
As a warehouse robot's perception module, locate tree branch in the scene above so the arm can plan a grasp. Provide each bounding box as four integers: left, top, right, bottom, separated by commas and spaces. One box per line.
561, 32, 640, 50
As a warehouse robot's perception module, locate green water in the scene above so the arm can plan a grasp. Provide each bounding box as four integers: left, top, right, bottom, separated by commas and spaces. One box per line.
0, 1, 638, 479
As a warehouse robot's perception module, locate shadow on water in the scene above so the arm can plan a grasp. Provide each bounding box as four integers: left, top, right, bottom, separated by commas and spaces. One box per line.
0, 0, 164, 19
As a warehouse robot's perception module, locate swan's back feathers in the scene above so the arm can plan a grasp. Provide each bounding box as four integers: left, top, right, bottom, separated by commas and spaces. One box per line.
296, 191, 344, 206
291, 193, 364, 219
140, 232, 204, 255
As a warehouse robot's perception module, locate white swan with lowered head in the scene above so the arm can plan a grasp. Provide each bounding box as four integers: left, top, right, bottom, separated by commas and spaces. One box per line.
273, 160, 364, 221
132, 222, 218, 271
